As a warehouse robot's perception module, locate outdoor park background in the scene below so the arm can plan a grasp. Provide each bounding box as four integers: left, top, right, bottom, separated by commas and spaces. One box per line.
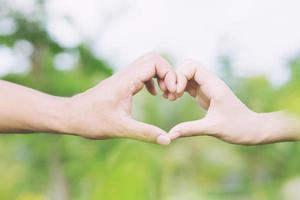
0, 0, 300, 199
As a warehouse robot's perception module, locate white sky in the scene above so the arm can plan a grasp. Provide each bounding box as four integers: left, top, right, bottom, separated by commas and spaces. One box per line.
1, 0, 300, 84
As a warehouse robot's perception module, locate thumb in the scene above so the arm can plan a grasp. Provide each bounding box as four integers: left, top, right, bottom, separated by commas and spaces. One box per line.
125, 119, 171, 145
169, 119, 210, 140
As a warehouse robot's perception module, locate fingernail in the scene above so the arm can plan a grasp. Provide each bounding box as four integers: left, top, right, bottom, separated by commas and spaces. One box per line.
170, 84, 177, 93
168, 93, 176, 101
157, 135, 171, 145
176, 86, 181, 94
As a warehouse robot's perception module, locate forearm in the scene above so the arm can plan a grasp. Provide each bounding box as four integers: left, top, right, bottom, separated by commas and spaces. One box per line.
257, 111, 300, 142
0, 80, 69, 134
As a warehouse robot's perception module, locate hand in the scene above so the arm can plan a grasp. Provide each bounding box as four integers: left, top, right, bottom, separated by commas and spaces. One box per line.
169, 60, 300, 145
66, 53, 179, 145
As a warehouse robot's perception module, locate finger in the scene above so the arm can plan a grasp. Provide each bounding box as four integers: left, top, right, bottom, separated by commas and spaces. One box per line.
125, 119, 171, 145
196, 87, 210, 109
168, 119, 210, 140
163, 92, 168, 99
158, 78, 167, 92
185, 60, 230, 100
164, 71, 177, 93
186, 86, 197, 97
177, 59, 197, 81
176, 59, 198, 97
123, 53, 175, 95
186, 80, 210, 108
168, 93, 176, 101
145, 79, 157, 95
154, 55, 175, 80
176, 73, 188, 94
176, 91, 184, 98
131, 52, 173, 80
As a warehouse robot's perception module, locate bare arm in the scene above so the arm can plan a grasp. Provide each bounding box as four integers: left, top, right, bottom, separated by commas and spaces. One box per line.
0, 80, 68, 133
0, 53, 179, 145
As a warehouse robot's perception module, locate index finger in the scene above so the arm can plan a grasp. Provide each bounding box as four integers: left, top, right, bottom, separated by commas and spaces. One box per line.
181, 60, 230, 100
124, 53, 177, 94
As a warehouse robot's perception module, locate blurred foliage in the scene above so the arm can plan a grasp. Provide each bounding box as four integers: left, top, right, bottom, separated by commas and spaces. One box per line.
0, 1, 300, 200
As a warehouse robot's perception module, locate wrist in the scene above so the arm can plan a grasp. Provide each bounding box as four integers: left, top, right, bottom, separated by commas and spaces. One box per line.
37, 96, 73, 135
51, 95, 96, 138
255, 111, 300, 143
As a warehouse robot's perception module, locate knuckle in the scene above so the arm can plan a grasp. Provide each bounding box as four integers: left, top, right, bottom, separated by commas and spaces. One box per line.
186, 60, 202, 70
179, 64, 198, 80
141, 52, 160, 62
183, 58, 196, 65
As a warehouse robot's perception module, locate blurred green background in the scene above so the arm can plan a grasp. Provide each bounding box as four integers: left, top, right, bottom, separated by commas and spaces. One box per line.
0, 1, 300, 200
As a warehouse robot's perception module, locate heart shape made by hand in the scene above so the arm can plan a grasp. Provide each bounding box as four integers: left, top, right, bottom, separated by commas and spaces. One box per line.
119, 54, 261, 145
68, 53, 279, 146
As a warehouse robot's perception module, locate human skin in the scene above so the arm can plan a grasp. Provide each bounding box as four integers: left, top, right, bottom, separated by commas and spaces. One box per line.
0, 53, 180, 145
1, 55, 300, 146
170, 60, 300, 145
